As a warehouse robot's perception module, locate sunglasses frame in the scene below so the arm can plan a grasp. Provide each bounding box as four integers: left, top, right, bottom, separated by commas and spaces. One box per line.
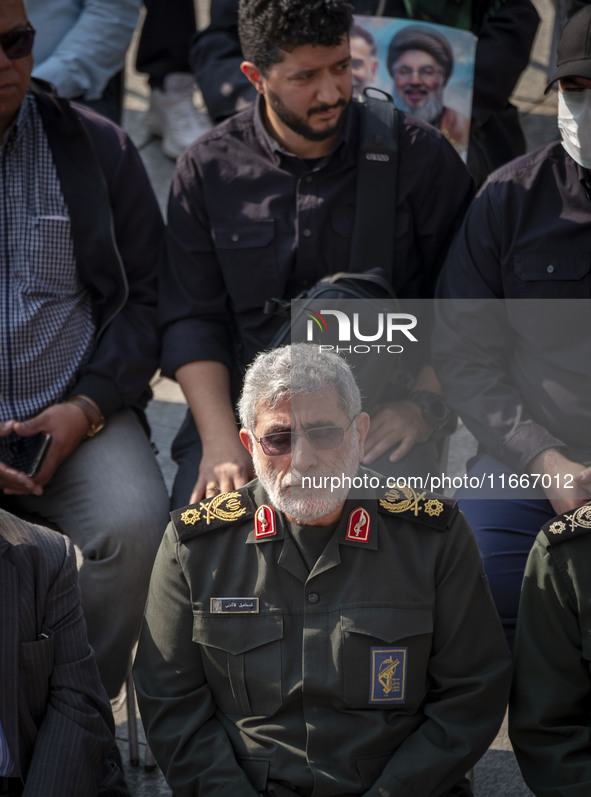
0, 22, 36, 60
255, 417, 355, 456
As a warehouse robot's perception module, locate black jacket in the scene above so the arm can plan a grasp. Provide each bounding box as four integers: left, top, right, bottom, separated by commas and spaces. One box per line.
29, 80, 164, 417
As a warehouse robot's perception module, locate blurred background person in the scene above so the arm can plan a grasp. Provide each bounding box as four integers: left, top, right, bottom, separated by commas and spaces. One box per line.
27, 0, 141, 123
351, 22, 379, 97
136, 0, 211, 159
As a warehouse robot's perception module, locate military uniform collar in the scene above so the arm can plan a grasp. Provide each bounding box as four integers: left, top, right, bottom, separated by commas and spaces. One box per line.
246, 479, 379, 551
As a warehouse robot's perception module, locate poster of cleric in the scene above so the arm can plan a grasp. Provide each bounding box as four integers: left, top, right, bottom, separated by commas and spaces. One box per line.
351, 16, 476, 161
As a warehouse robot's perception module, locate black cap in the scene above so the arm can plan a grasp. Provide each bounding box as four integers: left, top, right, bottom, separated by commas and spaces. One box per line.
545, 5, 591, 93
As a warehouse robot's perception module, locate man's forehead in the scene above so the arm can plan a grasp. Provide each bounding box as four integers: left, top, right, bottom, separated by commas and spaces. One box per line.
255, 387, 344, 427
274, 38, 350, 71
397, 49, 438, 64
0, 0, 27, 27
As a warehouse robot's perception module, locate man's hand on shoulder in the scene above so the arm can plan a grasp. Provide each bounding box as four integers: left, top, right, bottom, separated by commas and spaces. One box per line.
528, 449, 591, 515
362, 400, 430, 465
1, 404, 90, 494
190, 435, 255, 504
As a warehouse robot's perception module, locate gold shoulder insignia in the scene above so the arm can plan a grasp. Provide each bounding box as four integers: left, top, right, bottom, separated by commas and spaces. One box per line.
172, 487, 255, 541
543, 502, 591, 546
378, 486, 457, 530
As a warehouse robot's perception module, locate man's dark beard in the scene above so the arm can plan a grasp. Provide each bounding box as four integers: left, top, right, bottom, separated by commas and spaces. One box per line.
266, 88, 349, 142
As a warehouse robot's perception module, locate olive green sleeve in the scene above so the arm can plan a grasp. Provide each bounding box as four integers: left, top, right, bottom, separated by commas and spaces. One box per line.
510, 534, 591, 797
133, 523, 260, 797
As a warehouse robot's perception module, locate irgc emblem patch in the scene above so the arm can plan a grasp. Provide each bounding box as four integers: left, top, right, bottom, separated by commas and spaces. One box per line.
369, 647, 407, 704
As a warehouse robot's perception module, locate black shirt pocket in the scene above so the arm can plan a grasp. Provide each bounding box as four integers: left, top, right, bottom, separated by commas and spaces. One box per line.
192, 612, 283, 716
212, 220, 277, 310
513, 253, 591, 298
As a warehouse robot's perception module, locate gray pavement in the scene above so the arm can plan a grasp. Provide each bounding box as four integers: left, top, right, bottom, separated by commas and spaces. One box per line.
114, 3, 558, 792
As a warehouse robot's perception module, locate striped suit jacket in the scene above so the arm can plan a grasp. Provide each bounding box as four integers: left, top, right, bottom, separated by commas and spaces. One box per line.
0, 509, 114, 795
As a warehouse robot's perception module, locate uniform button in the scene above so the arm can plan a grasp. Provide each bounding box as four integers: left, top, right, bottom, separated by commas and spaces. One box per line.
305, 175, 313, 183
231, 233, 240, 242
547, 264, 554, 274
307, 592, 319, 604
303, 228, 312, 238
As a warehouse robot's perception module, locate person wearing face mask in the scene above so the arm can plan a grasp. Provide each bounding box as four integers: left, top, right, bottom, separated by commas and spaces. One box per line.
432, 4, 591, 651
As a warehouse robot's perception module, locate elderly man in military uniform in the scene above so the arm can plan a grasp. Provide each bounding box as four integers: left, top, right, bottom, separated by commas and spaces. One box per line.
133, 343, 511, 797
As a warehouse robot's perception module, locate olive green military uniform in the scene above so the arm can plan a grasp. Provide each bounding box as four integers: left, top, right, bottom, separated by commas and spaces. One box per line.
134, 476, 511, 797
510, 502, 591, 796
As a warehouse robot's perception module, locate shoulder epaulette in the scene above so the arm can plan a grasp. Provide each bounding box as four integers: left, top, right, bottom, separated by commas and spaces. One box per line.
542, 502, 591, 546
378, 485, 457, 530
172, 487, 255, 542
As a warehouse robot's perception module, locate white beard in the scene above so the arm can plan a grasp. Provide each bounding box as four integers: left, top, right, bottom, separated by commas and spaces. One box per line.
252, 431, 361, 525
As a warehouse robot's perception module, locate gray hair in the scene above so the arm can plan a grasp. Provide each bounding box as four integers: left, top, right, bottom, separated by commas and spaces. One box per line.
238, 343, 362, 430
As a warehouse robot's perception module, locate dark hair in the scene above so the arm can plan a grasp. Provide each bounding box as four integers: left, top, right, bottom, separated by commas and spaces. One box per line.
238, 0, 353, 75
350, 23, 377, 57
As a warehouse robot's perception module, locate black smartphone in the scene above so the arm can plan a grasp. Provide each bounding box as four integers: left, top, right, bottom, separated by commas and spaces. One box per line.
0, 432, 52, 477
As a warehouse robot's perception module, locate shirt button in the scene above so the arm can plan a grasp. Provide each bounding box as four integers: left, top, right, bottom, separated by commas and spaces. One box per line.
547, 264, 554, 274
231, 233, 240, 242
303, 228, 312, 238
307, 592, 319, 604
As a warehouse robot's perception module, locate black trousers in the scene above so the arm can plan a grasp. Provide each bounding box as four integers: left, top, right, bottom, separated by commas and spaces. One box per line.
135, 0, 197, 87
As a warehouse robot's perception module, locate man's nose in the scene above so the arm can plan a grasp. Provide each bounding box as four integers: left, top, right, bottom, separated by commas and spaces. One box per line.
0, 46, 13, 69
291, 432, 318, 470
315, 72, 342, 105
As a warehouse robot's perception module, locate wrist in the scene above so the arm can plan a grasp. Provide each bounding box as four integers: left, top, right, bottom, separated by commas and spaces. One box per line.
64, 395, 105, 438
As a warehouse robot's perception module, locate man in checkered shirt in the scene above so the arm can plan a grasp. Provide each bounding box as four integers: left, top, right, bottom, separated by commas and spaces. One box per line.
0, 0, 169, 702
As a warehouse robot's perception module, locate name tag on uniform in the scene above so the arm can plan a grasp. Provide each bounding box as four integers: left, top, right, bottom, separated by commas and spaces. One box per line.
210, 597, 260, 614
369, 647, 407, 704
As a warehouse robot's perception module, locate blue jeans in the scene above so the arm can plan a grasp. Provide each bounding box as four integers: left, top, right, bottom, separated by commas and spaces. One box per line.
454, 453, 555, 648
2, 409, 169, 697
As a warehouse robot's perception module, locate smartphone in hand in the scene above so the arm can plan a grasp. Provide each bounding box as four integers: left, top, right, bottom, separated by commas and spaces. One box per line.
0, 432, 52, 477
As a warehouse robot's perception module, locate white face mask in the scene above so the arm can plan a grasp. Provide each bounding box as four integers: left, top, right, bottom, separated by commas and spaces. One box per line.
558, 88, 591, 169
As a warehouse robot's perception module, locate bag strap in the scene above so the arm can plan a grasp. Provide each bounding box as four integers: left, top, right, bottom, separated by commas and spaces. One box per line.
350, 91, 399, 281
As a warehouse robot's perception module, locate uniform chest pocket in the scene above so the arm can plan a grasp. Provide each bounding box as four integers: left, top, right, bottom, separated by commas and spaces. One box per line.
18, 216, 78, 297
211, 220, 277, 310
192, 612, 283, 716
340, 607, 433, 710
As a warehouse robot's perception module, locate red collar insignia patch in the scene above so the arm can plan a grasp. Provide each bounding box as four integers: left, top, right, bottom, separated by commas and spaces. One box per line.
255, 504, 276, 539
346, 506, 370, 542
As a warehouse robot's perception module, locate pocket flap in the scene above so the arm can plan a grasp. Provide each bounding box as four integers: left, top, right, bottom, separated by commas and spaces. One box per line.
514, 254, 590, 282
341, 606, 432, 642
212, 220, 275, 249
192, 613, 283, 654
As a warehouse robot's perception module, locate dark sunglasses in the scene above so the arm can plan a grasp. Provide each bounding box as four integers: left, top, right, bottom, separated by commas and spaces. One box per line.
0, 23, 35, 60
255, 418, 355, 456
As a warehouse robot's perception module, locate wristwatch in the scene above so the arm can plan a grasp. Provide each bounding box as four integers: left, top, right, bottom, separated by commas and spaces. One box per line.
65, 395, 105, 438
409, 390, 458, 436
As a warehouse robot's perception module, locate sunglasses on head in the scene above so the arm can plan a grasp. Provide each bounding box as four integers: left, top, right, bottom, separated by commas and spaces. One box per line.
0, 23, 35, 60
255, 418, 355, 456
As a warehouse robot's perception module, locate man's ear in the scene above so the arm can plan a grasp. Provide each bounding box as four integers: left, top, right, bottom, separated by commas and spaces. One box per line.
239, 428, 255, 454
241, 61, 265, 93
